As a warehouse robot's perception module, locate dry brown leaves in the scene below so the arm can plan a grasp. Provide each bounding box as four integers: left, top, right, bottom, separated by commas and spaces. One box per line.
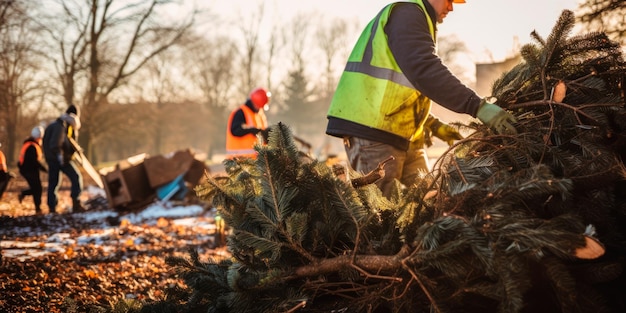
1, 183, 228, 313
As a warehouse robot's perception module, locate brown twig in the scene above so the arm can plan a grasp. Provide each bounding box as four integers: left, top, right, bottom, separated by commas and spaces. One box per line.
283, 300, 307, 313
401, 254, 441, 313
351, 156, 395, 187
509, 100, 618, 125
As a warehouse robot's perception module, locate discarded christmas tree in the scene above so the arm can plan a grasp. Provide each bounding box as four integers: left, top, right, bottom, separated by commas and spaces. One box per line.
154, 10, 626, 313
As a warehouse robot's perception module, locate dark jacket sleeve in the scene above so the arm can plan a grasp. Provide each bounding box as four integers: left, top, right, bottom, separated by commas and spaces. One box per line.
385, 3, 482, 117
230, 108, 261, 137
32, 145, 48, 173
38, 159, 48, 172
42, 120, 64, 160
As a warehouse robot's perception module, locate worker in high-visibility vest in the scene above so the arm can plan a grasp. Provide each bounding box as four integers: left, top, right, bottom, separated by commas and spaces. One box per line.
18, 126, 48, 214
226, 88, 271, 159
326, 0, 517, 197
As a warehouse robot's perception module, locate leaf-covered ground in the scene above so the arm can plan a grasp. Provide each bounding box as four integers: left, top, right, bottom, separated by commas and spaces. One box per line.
0, 177, 227, 313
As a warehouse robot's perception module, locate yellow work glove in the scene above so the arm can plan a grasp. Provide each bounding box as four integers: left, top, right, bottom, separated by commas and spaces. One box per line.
476, 99, 517, 134
431, 120, 463, 146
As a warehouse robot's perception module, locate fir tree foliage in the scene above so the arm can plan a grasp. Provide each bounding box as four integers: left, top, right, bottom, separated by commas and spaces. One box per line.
427, 8, 626, 313
161, 10, 625, 313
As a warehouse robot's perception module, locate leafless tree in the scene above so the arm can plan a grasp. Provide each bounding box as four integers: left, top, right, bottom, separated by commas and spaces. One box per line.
315, 17, 353, 98
38, 0, 197, 161
237, 2, 265, 96
141, 54, 177, 155
577, 0, 625, 45
0, 0, 12, 28
283, 13, 312, 76
275, 13, 322, 142
0, 1, 46, 164
180, 32, 239, 158
182, 34, 237, 109
265, 26, 281, 94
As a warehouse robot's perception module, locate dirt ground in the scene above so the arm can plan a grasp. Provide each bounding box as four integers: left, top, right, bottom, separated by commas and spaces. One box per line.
0, 174, 227, 313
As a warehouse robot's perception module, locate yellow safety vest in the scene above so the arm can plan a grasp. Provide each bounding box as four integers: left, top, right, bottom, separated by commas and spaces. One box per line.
327, 0, 435, 142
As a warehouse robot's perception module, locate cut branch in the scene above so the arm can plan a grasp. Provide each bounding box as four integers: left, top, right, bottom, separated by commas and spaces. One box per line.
292, 244, 412, 280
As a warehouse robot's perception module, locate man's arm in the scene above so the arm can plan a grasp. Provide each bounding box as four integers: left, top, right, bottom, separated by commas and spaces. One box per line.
230, 109, 262, 137
385, 3, 482, 116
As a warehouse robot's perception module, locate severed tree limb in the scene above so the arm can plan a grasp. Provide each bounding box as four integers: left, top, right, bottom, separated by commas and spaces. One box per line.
351, 156, 395, 188
291, 244, 411, 280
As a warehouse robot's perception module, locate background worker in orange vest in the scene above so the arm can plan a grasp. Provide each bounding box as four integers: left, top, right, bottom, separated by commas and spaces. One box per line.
226, 87, 271, 158
0, 142, 15, 200
18, 126, 48, 214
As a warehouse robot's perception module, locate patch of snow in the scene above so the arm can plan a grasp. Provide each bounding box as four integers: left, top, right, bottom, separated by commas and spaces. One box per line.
121, 204, 204, 224
81, 210, 119, 222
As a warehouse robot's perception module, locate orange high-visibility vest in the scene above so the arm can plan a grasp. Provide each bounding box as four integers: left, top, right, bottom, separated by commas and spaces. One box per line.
0, 150, 6, 172
226, 104, 267, 158
19, 141, 43, 166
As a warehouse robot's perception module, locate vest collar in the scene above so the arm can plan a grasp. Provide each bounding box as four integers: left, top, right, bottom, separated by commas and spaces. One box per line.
421, 0, 438, 32
245, 99, 259, 113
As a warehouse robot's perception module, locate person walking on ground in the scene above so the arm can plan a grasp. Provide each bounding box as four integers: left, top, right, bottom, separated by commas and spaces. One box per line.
18, 126, 48, 214
226, 87, 271, 159
326, 0, 517, 197
42, 104, 84, 213
0, 142, 16, 200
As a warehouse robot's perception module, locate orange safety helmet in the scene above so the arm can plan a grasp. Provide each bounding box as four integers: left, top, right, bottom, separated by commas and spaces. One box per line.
249, 88, 271, 110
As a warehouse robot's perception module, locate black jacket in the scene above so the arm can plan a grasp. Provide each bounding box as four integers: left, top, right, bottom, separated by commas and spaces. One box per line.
230, 100, 269, 142
42, 115, 77, 163
230, 100, 263, 137
18, 138, 47, 176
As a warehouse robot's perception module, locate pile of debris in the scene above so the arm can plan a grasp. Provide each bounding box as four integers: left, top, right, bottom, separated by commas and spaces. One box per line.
99, 149, 208, 211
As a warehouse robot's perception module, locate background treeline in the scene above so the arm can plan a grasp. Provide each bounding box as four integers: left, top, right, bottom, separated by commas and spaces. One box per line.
0, 0, 623, 167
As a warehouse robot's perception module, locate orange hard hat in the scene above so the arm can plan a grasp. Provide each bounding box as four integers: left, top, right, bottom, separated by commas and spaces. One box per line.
249, 88, 271, 110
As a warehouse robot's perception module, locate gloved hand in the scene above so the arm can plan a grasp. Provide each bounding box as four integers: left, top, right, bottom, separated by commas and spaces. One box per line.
432, 122, 463, 146
57, 153, 64, 165
476, 100, 518, 134
259, 128, 270, 143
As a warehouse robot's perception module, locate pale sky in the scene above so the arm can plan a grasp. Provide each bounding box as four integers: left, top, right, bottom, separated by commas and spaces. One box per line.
206, 0, 584, 64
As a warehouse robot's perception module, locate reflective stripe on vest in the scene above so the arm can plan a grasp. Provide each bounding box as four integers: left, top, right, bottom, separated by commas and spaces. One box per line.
344, 0, 434, 83
328, 0, 436, 142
